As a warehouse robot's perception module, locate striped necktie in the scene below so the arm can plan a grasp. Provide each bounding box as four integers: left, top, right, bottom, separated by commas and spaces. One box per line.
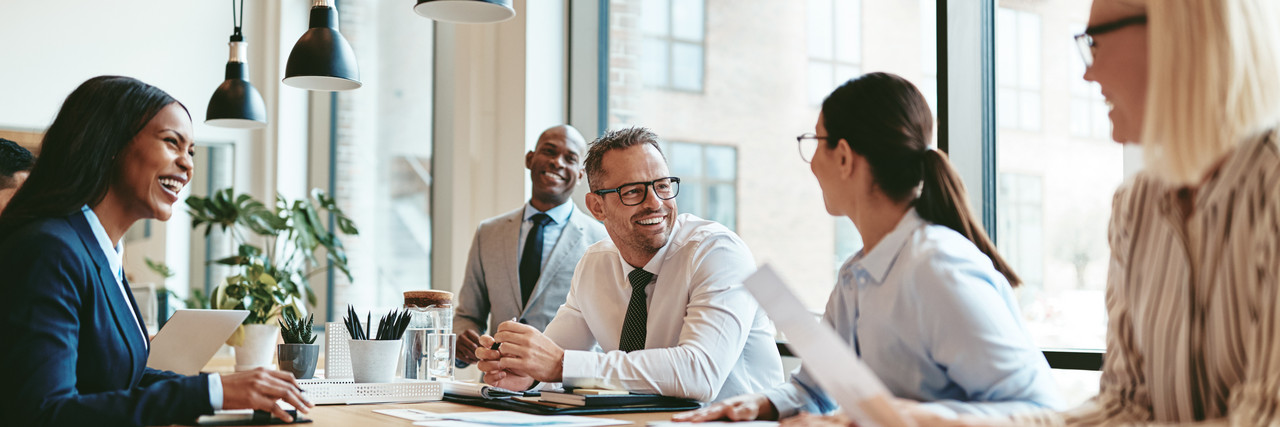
618, 268, 654, 352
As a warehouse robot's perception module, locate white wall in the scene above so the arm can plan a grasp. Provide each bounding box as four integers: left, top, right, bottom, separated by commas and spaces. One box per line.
0, 0, 310, 295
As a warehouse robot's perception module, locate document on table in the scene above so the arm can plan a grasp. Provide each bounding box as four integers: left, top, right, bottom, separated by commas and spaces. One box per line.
742, 265, 912, 427
646, 422, 777, 426
383, 410, 629, 427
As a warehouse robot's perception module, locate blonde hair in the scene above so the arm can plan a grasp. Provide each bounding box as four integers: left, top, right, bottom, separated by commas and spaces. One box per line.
1140, 0, 1280, 185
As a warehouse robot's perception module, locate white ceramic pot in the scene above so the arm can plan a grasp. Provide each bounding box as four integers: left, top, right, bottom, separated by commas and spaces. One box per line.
348, 339, 403, 383
233, 324, 280, 371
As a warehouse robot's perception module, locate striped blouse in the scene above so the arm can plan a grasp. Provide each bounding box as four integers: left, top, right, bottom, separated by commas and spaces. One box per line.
1020, 131, 1280, 426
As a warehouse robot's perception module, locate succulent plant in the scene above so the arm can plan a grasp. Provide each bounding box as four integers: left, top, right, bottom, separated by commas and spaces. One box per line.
279, 311, 316, 345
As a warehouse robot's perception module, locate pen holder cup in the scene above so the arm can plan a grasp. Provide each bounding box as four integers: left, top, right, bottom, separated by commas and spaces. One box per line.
348, 339, 403, 383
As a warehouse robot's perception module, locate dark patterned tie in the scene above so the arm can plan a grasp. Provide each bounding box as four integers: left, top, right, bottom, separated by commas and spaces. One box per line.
519, 213, 552, 308
618, 268, 655, 352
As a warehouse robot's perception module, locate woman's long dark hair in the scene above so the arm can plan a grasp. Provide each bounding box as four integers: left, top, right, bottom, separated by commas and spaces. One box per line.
822, 72, 1021, 287
0, 76, 185, 238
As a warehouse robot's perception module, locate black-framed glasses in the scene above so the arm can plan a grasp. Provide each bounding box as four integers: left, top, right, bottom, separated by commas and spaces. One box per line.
1074, 15, 1147, 68
592, 177, 681, 206
795, 133, 830, 163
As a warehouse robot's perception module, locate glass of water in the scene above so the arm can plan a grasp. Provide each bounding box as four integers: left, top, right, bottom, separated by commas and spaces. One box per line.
427, 332, 456, 380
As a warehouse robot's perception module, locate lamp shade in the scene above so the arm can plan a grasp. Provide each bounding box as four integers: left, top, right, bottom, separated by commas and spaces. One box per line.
207, 41, 268, 128
284, 3, 361, 91
414, 0, 515, 24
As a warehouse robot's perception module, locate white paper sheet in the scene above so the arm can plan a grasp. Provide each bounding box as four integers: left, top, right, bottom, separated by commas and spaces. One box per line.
409, 410, 630, 427
646, 422, 778, 426
374, 408, 440, 421
742, 265, 912, 427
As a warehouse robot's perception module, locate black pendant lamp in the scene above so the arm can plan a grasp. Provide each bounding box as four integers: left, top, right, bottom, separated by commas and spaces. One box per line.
206, 0, 268, 129
414, 0, 516, 24
284, 0, 361, 91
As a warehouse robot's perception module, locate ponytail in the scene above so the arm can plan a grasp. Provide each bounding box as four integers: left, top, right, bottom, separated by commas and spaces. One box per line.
822, 72, 1021, 287
917, 149, 1022, 287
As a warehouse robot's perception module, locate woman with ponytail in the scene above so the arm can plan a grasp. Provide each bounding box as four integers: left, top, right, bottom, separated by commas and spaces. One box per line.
673, 72, 1060, 424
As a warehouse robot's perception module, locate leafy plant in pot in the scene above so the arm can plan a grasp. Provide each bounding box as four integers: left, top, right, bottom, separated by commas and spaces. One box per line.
187, 188, 358, 371
278, 312, 319, 379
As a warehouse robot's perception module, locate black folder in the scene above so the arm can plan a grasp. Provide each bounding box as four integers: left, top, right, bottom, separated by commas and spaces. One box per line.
442, 393, 703, 415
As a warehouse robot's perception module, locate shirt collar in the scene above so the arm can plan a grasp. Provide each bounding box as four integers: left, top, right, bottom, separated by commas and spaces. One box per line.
523, 200, 575, 225
81, 205, 124, 281
851, 208, 925, 284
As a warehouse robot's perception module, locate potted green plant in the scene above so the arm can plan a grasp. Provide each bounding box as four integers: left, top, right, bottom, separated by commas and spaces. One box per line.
278, 311, 319, 379
187, 188, 358, 371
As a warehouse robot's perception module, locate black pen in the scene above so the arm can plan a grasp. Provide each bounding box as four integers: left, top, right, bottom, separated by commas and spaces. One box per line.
490, 317, 527, 350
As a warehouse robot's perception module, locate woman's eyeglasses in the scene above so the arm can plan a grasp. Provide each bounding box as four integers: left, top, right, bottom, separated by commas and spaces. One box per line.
795, 133, 830, 163
1074, 15, 1147, 68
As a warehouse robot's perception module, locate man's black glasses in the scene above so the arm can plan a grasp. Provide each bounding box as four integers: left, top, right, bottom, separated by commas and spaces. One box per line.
592, 177, 681, 206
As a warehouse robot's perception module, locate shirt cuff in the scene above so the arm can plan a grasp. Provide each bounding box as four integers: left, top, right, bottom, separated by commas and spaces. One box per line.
560, 349, 600, 383
208, 372, 223, 410
761, 383, 805, 419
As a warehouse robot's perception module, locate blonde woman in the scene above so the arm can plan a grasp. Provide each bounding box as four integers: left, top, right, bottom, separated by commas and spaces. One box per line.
865, 0, 1280, 426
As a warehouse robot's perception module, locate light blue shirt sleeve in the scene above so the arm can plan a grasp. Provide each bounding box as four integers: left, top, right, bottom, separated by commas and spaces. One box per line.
208, 372, 223, 410
760, 211, 1060, 419
761, 367, 836, 418
907, 258, 1063, 416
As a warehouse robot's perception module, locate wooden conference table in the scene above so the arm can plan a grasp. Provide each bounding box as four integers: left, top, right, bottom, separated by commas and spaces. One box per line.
195, 357, 679, 426
256, 401, 677, 426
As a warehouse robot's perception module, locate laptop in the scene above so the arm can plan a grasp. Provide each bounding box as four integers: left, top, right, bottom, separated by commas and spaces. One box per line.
147, 309, 249, 375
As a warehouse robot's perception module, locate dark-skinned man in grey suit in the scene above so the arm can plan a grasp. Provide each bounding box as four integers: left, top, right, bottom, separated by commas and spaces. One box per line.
453, 125, 609, 366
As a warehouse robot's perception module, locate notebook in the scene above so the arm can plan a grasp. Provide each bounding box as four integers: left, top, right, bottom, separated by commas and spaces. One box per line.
540, 389, 671, 407
146, 309, 249, 375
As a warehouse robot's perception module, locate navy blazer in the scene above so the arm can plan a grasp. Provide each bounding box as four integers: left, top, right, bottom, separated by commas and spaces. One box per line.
0, 212, 213, 427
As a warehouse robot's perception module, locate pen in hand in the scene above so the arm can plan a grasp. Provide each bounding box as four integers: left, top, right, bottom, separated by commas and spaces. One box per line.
490, 317, 528, 350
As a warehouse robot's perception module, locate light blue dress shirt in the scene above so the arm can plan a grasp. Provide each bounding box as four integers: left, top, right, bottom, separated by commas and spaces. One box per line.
81, 206, 223, 410
761, 209, 1062, 418
517, 200, 575, 271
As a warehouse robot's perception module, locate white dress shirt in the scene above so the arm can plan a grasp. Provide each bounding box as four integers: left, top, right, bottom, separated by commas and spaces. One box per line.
81, 206, 222, 409
517, 201, 575, 271
545, 213, 785, 402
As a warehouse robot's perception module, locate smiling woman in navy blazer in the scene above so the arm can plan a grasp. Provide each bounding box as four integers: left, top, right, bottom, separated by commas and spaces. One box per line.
0, 76, 313, 427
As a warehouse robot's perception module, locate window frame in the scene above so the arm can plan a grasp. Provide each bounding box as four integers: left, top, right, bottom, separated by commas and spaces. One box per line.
806, 0, 863, 106
640, 0, 708, 93
659, 140, 739, 231
586, 0, 1105, 369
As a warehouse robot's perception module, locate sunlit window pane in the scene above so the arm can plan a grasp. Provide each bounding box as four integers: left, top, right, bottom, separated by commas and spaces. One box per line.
672, 0, 704, 41
996, 1, 1115, 353
641, 0, 669, 35
671, 42, 704, 91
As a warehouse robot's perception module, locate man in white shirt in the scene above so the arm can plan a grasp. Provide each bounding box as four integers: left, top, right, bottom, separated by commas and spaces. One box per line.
475, 127, 784, 402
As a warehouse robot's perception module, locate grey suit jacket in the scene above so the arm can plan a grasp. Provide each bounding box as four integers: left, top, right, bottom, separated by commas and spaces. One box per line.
453, 204, 609, 336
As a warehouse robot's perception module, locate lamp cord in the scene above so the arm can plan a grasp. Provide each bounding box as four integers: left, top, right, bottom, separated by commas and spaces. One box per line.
231, 0, 245, 39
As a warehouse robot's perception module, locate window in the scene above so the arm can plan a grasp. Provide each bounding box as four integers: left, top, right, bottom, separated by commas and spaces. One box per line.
659, 141, 737, 231
640, 0, 705, 92
918, 0, 938, 115
997, 173, 1044, 292
326, 1, 435, 314
996, 7, 1042, 131
807, 0, 862, 105
607, 0, 931, 310
190, 144, 236, 299
995, 0, 1118, 356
